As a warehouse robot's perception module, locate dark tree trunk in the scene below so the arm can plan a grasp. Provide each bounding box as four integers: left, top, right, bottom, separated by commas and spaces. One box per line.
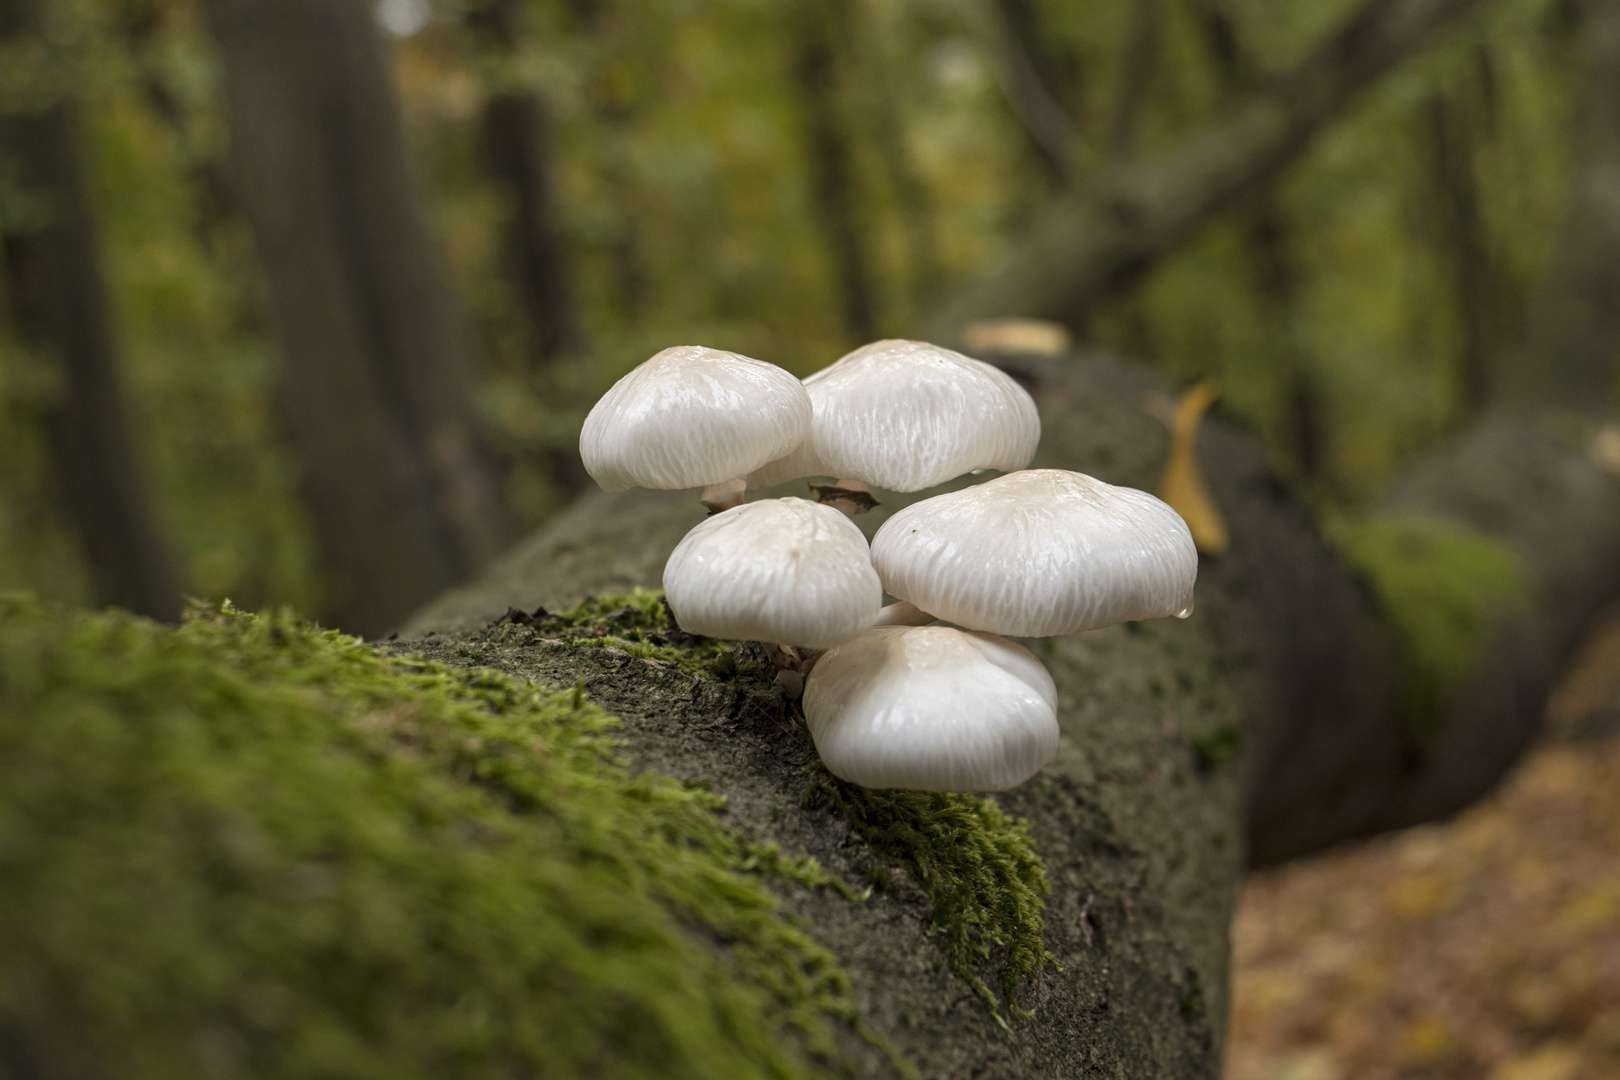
790, 0, 878, 344
467, 0, 589, 366
0, 0, 183, 621
921, 0, 1490, 346
1426, 88, 1496, 412
199, 0, 508, 635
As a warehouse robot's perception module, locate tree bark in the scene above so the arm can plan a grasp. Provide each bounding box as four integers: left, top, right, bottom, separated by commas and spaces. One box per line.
467, 0, 589, 365
200, 0, 508, 635
0, 0, 183, 621
920, 0, 1490, 346
397, 344, 1620, 1075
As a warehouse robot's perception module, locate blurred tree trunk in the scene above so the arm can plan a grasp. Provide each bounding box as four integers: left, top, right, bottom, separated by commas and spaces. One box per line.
199, 0, 508, 635
0, 0, 183, 621
467, 0, 588, 366
1509, 0, 1620, 409
921, 0, 1490, 345
1427, 87, 1496, 413
790, 0, 878, 344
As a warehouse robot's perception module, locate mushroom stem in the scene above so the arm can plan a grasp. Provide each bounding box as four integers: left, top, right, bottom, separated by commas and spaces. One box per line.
700, 478, 748, 514
872, 601, 934, 627
808, 478, 880, 517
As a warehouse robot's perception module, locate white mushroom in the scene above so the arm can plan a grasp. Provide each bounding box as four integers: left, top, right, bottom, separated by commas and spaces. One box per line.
750, 339, 1040, 498
870, 469, 1198, 637
581, 345, 812, 511
663, 498, 882, 649
804, 625, 1059, 792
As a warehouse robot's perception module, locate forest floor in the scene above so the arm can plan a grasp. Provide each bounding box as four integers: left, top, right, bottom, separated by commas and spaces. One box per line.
1225, 607, 1620, 1080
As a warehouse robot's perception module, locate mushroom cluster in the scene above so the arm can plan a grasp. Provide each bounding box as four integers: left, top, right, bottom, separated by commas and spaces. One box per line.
580, 341, 1199, 793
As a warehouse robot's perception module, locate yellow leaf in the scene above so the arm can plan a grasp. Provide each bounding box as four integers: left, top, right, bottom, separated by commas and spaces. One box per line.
1157, 380, 1229, 556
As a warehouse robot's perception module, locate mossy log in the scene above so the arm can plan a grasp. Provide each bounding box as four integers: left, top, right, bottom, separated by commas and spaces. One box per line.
399, 350, 1620, 1077
6, 350, 1616, 1078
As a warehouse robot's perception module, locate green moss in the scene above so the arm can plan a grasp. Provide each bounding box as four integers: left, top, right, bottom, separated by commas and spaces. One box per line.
803, 769, 1057, 1026
1188, 725, 1241, 773
491, 588, 764, 681
0, 594, 877, 1080
1332, 514, 1532, 742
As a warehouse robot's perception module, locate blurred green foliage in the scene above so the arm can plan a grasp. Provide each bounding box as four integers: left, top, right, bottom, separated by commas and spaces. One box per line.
1331, 513, 1532, 740
0, 0, 1585, 613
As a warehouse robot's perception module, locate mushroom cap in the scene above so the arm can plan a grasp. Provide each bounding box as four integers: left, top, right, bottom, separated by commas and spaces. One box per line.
581, 346, 812, 493
804, 625, 1059, 792
749, 339, 1040, 492
663, 497, 882, 649
870, 469, 1198, 637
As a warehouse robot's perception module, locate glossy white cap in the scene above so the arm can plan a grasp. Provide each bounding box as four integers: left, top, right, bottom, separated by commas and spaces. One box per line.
663, 498, 882, 648
581, 346, 812, 493
870, 469, 1198, 637
750, 339, 1039, 492
804, 625, 1059, 791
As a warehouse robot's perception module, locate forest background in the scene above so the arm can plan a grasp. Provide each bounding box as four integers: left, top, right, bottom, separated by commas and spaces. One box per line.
0, 0, 1590, 628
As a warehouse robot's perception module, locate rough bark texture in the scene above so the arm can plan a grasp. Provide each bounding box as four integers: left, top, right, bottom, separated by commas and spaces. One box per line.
0, 0, 183, 621
201, 0, 506, 635
399, 349, 1620, 1076
920, 0, 1488, 345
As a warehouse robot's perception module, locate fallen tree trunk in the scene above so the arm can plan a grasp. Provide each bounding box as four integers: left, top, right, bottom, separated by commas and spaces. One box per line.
399, 349, 1620, 1077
